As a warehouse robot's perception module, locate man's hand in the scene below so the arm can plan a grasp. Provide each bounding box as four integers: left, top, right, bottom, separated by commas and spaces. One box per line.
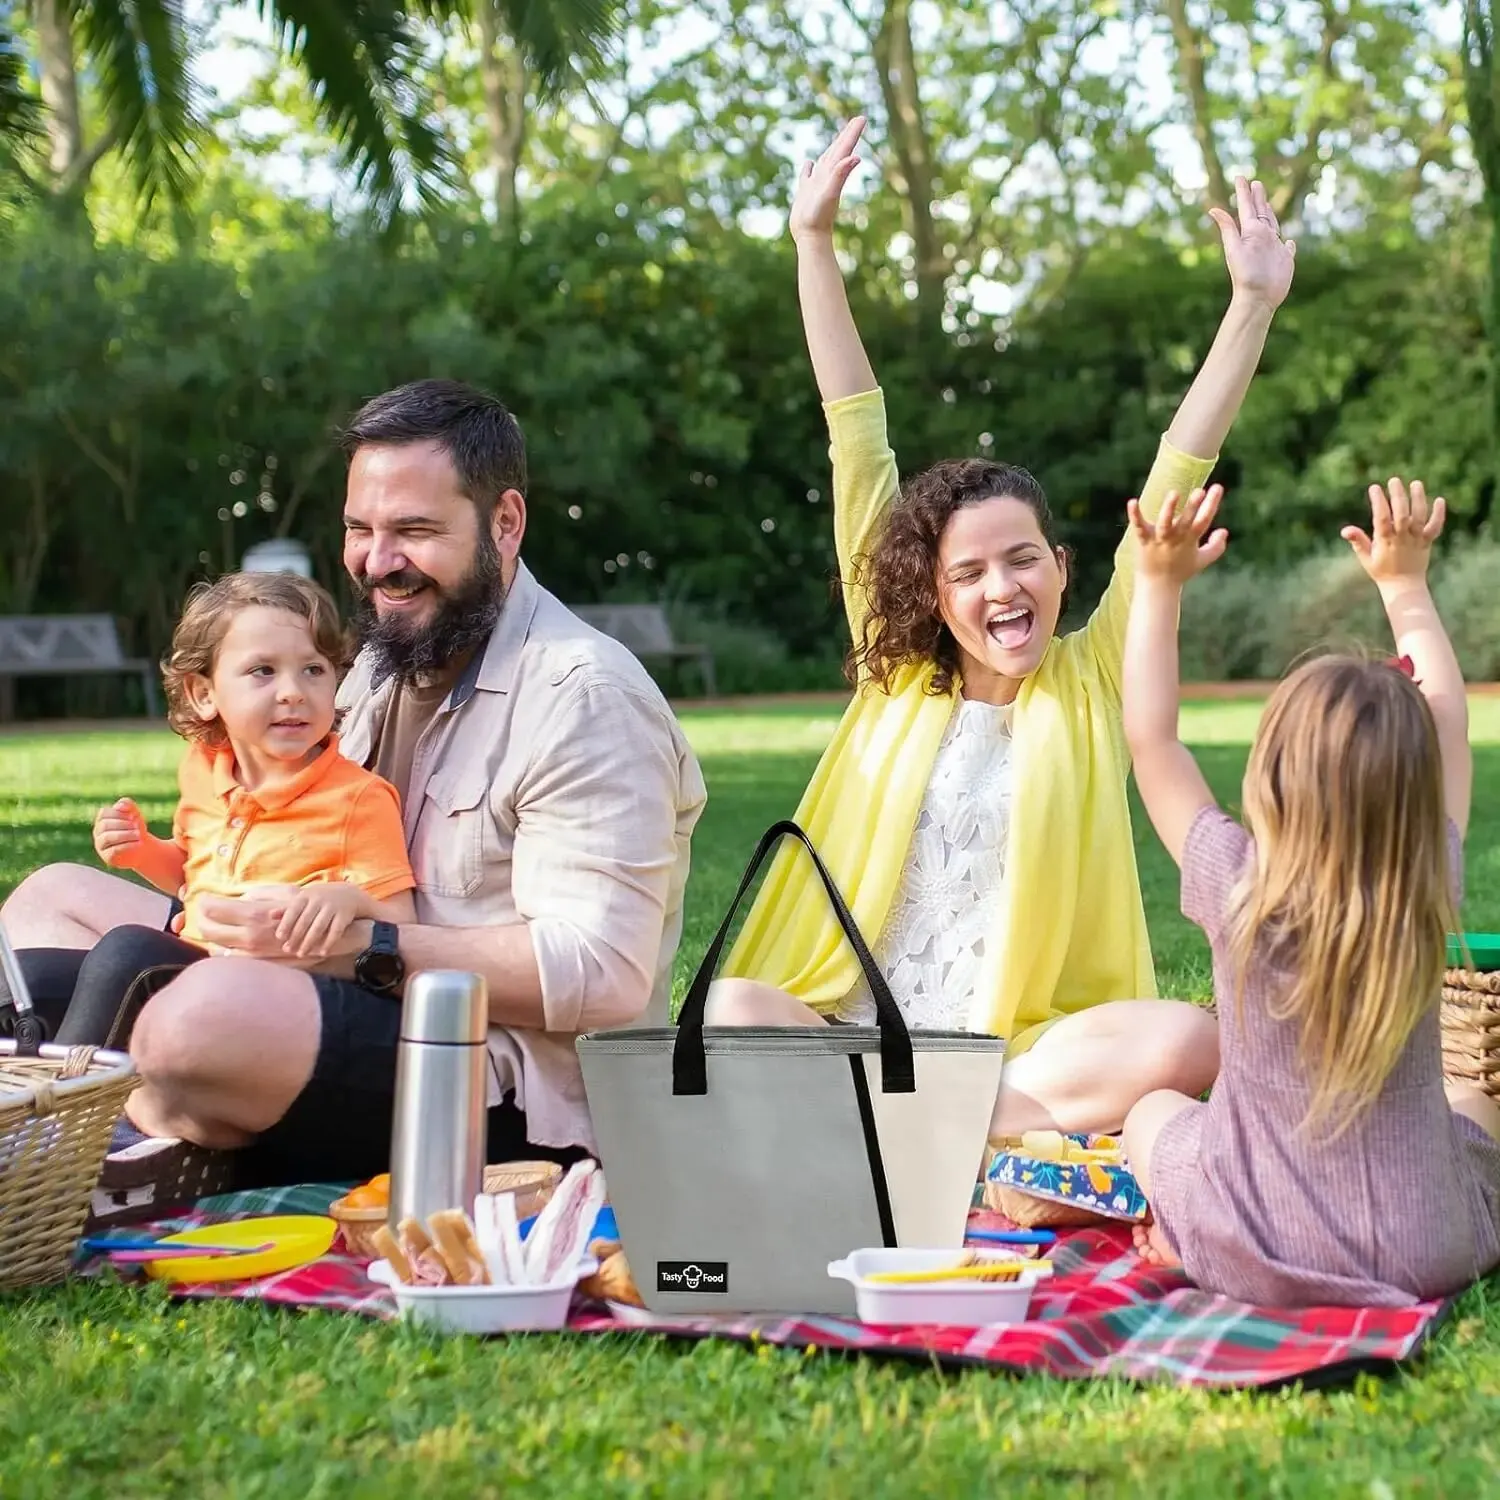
789, 116, 865, 246
1342, 477, 1446, 589
1209, 177, 1296, 313
1127, 486, 1229, 585
93, 798, 147, 870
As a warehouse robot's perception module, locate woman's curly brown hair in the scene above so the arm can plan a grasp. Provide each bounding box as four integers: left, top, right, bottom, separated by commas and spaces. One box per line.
846, 459, 1070, 696
162, 572, 352, 744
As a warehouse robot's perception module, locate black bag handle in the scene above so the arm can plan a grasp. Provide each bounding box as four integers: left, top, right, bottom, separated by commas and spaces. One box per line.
673, 819, 916, 1096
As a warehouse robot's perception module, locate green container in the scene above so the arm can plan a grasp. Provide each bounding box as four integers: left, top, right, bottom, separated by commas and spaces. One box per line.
1448, 934, 1500, 971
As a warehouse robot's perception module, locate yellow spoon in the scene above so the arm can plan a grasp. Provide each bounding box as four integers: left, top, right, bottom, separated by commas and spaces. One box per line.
864, 1260, 1053, 1286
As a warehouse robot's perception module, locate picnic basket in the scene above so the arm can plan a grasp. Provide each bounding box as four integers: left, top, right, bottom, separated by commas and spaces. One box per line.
1440, 935, 1500, 1100
0, 921, 138, 1287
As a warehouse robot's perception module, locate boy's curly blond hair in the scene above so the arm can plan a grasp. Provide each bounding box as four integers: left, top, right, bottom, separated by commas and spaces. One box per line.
162, 572, 351, 745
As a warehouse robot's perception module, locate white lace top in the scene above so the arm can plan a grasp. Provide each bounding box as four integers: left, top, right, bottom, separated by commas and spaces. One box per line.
837, 696, 1014, 1030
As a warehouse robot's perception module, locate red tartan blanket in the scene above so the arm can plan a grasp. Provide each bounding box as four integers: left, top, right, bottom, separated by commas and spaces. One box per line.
106, 1184, 1452, 1389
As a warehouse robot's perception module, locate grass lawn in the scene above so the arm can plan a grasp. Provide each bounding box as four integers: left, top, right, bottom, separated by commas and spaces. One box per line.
2, 700, 1500, 1498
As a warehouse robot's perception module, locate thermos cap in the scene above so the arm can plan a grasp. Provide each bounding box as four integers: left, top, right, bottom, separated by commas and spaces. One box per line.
398, 971, 489, 1045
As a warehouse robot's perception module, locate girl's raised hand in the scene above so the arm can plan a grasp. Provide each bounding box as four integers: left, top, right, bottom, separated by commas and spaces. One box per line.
789, 116, 866, 244
1341, 478, 1446, 586
1209, 176, 1296, 311
1127, 486, 1229, 583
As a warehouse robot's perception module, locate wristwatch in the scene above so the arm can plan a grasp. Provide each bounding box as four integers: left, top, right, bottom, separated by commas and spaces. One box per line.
354, 920, 406, 996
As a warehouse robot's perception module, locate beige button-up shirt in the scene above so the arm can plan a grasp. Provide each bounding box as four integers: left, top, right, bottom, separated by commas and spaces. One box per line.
337, 561, 707, 1152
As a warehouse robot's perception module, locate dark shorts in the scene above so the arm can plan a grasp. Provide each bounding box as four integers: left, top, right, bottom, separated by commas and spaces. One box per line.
249, 974, 588, 1186
9, 921, 587, 1186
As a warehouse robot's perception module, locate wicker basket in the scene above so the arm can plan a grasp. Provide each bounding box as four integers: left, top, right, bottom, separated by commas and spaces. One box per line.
1441, 966, 1500, 1099
0, 1040, 138, 1288
482, 1160, 563, 1221
330, 1161, 565, 1259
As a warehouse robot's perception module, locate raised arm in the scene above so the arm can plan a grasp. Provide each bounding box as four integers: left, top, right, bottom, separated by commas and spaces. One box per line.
790, 117, 898, 644
1163, 180, 1294, 459
1343, 478, 1471, 836
789, 116, 877, 403
1122, 487, 1227, 865
1083, 179, 1296, 682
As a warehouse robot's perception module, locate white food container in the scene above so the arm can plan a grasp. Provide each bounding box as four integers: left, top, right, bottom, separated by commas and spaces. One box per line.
367, 1256, 598, 1334
827, 1248, 1050, 1327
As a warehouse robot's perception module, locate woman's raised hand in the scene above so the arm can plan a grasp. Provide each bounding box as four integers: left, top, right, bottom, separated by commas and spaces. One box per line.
789, 117, 866, 245
1209, 177, 1296, 312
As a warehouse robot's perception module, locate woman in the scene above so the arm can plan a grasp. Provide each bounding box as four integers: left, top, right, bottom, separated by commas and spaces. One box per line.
708, 118, 1297, 1139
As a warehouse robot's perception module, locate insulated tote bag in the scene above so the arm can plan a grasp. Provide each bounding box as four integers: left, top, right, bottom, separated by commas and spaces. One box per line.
576, 820, 1006, 1316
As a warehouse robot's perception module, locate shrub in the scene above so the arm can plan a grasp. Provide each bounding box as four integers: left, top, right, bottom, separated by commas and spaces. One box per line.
1437, 537, 1500, 682
1258, 549, 1394, 676
661, 602, 846, 697
1175, 536, 1499, 682
1177, 567, 1277, 681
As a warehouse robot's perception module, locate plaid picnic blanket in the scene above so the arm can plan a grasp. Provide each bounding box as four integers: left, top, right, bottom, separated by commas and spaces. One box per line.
107, 1184, 1452, 1389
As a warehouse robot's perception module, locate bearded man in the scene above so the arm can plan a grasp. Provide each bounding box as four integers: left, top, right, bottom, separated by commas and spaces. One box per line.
2, 380, 706, 1218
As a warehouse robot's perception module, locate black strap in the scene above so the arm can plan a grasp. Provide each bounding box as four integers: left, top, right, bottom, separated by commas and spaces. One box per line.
848, 1054, 897, 1246
672, 818, 916, 1096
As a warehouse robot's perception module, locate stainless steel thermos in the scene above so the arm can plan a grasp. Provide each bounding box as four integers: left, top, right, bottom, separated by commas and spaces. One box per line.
388, 970, 489, 1231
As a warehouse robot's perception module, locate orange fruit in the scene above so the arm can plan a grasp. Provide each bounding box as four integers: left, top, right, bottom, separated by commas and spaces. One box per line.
342, 1185, 385, 1209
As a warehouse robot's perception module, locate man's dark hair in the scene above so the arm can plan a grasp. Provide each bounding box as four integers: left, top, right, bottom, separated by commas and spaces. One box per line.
340, 379, 527, 514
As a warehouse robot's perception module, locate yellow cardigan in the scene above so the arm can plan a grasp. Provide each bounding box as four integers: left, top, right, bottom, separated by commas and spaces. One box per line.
722, 388, 1216, 1040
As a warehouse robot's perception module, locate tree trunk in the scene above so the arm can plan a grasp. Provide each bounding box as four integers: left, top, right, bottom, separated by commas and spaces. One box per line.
1464, 0, 1500, 509
477, 0, 528, 232
873, 0, 946, 326
1162, 0, 1232, 212
32, 0, 82, 179
1490, 195, 1500, 518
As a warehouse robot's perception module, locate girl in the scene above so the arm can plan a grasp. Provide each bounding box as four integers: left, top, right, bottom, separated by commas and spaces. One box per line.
707, 117, 1296, 1139
1120, 478, 1500, 1305
20, 570, 416, 1049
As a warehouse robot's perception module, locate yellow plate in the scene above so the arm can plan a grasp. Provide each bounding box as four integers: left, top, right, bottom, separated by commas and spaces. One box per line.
143, 1215, 337, 1284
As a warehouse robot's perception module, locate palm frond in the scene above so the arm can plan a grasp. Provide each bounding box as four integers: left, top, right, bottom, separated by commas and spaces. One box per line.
73, 0, 199, 199
495, 0, 623, 93
260, 0, 458, 216
409, 0, 624, 96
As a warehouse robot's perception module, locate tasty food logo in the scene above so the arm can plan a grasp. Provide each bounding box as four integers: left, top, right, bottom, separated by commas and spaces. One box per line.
657, 1261, 728, 1293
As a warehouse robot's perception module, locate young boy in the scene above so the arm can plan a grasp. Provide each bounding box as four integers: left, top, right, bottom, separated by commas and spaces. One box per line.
64, 570, 416, 1047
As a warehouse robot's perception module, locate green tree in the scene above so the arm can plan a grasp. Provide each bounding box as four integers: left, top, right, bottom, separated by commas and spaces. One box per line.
3, 0, 623, 218
1159, 0, 1456, 228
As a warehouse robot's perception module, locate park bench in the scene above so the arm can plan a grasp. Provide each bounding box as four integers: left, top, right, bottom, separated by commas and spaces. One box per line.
571, 603, 717, 697
0, 615, 161, 721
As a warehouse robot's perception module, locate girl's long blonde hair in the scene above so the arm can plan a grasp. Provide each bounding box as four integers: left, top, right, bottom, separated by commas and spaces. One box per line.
1228, 653, 1456, 1138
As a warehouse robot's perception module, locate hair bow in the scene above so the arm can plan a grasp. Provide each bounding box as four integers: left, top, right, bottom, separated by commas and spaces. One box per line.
1385, 654, 1418, 681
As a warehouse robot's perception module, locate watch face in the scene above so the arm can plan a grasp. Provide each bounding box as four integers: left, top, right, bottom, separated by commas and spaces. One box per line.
359, 950, 404, 992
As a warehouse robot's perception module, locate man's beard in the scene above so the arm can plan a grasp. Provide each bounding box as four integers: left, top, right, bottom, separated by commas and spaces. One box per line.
354, 531, 504, 681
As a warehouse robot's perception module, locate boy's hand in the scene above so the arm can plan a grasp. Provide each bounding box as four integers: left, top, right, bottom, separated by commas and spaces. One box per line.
1342, 477, 1445, 588
273, 882, 366, 959
1127, 486, 1229, 584
93, 798, 147, 870
789, 116, 866, 245
1209, 176, 1296, 312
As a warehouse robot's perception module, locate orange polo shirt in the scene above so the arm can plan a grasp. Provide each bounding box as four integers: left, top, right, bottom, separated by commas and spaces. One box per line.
172, 734, 415, 944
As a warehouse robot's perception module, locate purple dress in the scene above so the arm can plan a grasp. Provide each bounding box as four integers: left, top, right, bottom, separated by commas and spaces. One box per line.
1149, 807, 1500, 1307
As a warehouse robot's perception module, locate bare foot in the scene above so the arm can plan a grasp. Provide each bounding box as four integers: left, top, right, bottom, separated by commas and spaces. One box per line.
1132, 1218, 1182, 1269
